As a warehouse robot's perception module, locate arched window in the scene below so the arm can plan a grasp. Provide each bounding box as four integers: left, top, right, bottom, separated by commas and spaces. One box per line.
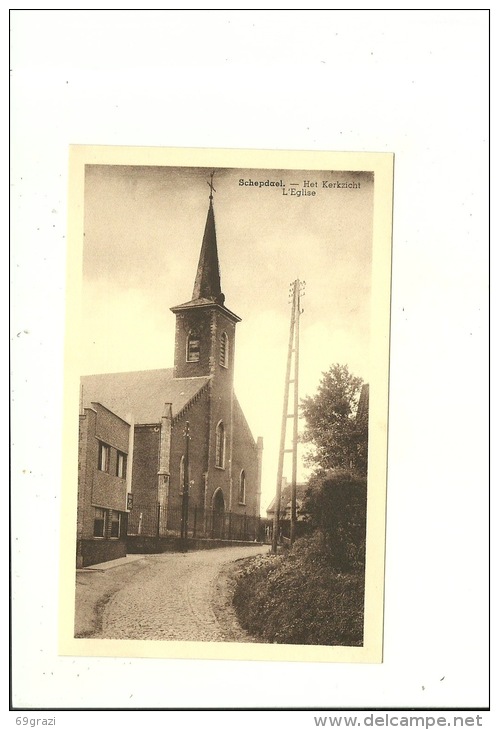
220, 331, 229, 368
215, 421, 225, 468
239, 470, 246, 504
186, 331, 200, 362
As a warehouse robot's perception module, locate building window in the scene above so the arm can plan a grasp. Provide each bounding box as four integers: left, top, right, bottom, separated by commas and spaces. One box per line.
215, 421, 225, 468
110, 511, 121, 539
239, 470, 246, 504
116, 451, 127, 479
220, 332, 229, 368
187, 331, 200, 362
93, 507, 106, 538
98, 442, 110, 472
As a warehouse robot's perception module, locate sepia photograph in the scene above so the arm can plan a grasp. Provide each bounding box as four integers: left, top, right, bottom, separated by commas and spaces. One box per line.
11, 9, 489, 713
60, 146, 393, 663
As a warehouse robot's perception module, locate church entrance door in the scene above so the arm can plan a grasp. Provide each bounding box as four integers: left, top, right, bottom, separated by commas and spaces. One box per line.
212, 489, 225, 539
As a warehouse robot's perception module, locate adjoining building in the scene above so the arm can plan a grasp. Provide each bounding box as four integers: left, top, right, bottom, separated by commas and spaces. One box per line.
266, 477, 309, 525
77, 402, 132, 567
77, 188, 263, 565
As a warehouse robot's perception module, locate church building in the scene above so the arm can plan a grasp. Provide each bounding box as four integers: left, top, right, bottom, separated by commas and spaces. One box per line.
77, 184, 263, 566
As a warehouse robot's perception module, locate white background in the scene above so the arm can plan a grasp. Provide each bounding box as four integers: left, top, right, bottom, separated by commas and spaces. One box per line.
10, 8, 492, 718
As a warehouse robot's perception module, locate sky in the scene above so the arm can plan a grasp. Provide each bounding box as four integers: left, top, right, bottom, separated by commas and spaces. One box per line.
81, 164, 374, 513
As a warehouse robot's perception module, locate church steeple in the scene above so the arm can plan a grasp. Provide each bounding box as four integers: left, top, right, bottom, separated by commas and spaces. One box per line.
191, 197, 225, 305
170, 175, 240, 380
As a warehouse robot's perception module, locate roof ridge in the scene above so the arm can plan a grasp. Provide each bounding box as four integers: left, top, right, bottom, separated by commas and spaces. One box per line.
172, 375, 212, 381
172, 379, 211, 424
81, 367, 174, 378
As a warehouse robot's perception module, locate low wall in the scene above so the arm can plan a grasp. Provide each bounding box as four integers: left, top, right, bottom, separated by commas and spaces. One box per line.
77, 538, 127, 567
126, 535, 263, 554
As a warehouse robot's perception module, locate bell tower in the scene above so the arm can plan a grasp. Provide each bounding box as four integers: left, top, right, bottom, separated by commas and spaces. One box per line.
170, 176, 241, 382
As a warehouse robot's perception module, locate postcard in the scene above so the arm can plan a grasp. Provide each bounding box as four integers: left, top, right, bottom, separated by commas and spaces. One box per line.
59, 146, 393, 663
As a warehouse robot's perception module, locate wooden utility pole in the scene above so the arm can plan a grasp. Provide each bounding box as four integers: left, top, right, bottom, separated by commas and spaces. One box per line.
272, 279, 305, 554
290, 280, 303, 546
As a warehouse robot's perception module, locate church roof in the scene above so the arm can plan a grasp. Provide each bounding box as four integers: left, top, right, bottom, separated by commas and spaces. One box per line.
80, 369, 210, 425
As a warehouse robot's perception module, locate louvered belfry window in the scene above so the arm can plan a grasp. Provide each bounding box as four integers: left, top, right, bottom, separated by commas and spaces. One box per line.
187, 331, 200, 362
220, 331, 229, 368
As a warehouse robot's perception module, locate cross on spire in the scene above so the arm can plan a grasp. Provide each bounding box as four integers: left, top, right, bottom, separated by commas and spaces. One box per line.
207, 171, 216, 201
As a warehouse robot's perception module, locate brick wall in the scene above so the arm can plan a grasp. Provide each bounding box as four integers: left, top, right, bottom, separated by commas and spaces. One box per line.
77, 411, 92, 541
131, 425, 160, 507
76, 403, 130, 566
173, 310, 213, 378
206, 310, 238, 511
79, 537, 127, 567
170, 388, 210, 511
90, 402, 129, 513
231, 397, 260, 516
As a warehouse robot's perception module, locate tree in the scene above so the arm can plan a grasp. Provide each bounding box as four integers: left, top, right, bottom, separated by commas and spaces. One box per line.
300, 363, 367, 474
302, 469, 367, 573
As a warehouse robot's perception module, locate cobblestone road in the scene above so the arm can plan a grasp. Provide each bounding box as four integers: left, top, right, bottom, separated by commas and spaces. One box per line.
99, 545, 267, 642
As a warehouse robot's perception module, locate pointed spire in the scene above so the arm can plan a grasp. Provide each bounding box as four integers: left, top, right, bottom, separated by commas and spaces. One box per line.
191, 178, 225, 304
171, 172, 240, 321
